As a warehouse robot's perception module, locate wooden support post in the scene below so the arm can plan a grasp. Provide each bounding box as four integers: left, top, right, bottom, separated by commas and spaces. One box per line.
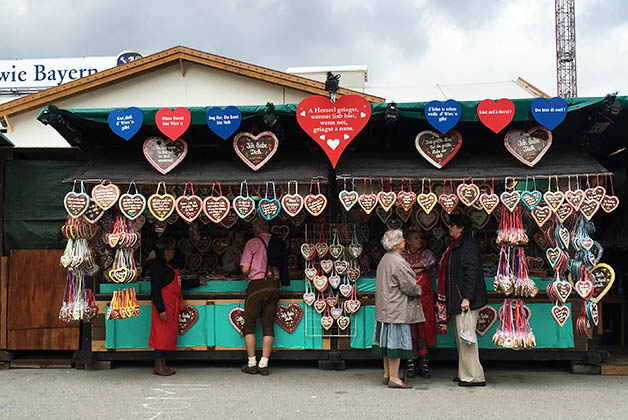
1, 257, 8, 350
1, 116, 12, 133
179, 59, 185, 77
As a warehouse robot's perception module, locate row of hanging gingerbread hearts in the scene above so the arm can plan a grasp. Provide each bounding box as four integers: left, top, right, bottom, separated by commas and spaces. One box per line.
65, 179, 329, 224
339, 181, 619, 220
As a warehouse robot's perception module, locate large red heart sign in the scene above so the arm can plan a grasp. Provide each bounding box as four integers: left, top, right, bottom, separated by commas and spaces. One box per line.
155, 107, 191, 141
296, 95, 371, 168
477, 99, 515, 134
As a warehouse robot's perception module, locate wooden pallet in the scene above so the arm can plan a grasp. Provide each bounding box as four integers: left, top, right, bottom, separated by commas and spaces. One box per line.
601, 352, 628, 375
9, 359, 74, 369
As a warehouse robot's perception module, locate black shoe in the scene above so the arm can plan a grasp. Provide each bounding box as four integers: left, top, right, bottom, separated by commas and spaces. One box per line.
417, 355, 431, 379
241, 364, 258, 374
406, 360, 417, 378
257, 366, 269, 376
458, 381, 486, 387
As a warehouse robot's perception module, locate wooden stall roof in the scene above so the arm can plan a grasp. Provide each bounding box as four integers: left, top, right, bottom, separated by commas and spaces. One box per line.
65, 153, 329, 185
0, 45, 384, 119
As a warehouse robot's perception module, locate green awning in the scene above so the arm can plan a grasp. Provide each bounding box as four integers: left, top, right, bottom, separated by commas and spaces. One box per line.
37, 96, 628, 124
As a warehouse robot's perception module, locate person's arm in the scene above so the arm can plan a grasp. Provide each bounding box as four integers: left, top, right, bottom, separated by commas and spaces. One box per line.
222, 247, 237, 273
396, 260, 422, 297
181, 277, 201, 290
239, 240, 255, 277
460, 240, 482, 307
149, 263, 167, 320
421, 249, 437, 270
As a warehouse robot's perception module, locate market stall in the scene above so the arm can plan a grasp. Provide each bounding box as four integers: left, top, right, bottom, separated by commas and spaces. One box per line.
31, 92, 627, 368
0, 46, 625, 367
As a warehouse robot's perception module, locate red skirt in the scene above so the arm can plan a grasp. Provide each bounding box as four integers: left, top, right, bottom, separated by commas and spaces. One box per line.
416, 272, 436, 346
149, 270, 182, 351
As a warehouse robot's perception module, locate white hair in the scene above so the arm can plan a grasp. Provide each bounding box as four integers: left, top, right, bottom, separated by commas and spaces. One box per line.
381, 229, 404, 252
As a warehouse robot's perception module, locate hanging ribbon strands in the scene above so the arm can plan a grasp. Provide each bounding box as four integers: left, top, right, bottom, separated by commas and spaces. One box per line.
105, 216, 140, 249
119, 181, 146, 221
59, 271, 98, 322
60, 238, 98, 276
581, 174, 604, 220
107, 248, 138, 283
64, 179, 90, 218
479, 178, 500, 214
499, 178, 521, 213
258, 181, 281, 220
492, 300, 536, 350
203, 181, 231, 223
106, 287, 141, 320
494, 247, 537, 297
282, 180, 305, 216
304, 179, 327, 217
147, 181, 176, 222
91, 179, 121, 211
358, 178, 378, 214
417, 178, 438, 214
438, 179, 459, 214
233, 180, 256, 219
303, 273, 316, 306
338, 177, 358, 212
315, 227, 329, 259
601, 174, 620, 213
301, 225, 316, 260
456, 177, 480, 207
497, 204, 528, 246
329, 228, 345, 260
175, 182, 203, 223
565, 174, 585, 211
397, 177, 417, 212
61, 215, 96, 241
576, 302, 594, 339
377, 177, 396, 212
520, 176, 542, 211
348, 225, 363, 260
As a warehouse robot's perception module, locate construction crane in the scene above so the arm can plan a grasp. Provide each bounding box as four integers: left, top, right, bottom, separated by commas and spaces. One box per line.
555, 0, 577, 97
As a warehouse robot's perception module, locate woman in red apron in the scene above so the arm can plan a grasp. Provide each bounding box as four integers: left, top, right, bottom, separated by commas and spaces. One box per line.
403, 230, 437, 378
146, 238, 201, 376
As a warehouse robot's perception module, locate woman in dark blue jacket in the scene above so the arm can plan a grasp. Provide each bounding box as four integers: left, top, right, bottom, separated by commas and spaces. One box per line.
441, 213, 487, 387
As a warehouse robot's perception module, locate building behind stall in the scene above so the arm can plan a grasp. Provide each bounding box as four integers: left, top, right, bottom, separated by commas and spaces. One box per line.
0, 45, 626, 372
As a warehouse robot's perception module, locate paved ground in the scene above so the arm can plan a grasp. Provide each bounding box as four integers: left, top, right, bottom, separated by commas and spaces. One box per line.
0, 361, 627, 420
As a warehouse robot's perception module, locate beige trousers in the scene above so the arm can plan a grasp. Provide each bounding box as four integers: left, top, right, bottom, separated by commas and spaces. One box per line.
453, 309, 485, 383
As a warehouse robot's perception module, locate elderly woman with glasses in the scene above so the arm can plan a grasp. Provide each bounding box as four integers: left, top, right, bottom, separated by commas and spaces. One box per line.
372, 229, 424, 389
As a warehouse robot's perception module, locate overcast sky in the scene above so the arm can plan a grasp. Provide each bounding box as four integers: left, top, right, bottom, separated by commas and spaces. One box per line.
2, 0, 627, 97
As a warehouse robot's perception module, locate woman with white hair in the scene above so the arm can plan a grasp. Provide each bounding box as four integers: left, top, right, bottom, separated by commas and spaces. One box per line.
372, 229, 424, 389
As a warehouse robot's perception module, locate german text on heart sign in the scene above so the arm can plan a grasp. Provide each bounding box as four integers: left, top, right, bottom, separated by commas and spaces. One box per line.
296, 95, 371, 168
530, 97, 568, 130
425, 100, 461, 134
108, 107, 143, 140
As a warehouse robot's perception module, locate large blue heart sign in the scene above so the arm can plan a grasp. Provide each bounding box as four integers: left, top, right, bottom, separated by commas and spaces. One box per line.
107, 107, 143, 140
425, 100, 461, 134
206, 106, 242, 140
531, 97, 568, 130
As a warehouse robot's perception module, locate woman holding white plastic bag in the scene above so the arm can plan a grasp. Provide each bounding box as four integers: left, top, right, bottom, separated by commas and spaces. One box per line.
438, 213, 488, 387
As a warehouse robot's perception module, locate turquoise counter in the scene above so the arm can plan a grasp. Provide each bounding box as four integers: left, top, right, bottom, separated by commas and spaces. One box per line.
104, 302, 323, 350
349, 303, 574, 350
99, 276, 552, 294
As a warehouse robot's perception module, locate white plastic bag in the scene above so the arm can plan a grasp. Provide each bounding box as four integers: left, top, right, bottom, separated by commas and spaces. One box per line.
459, 310, 476, 345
